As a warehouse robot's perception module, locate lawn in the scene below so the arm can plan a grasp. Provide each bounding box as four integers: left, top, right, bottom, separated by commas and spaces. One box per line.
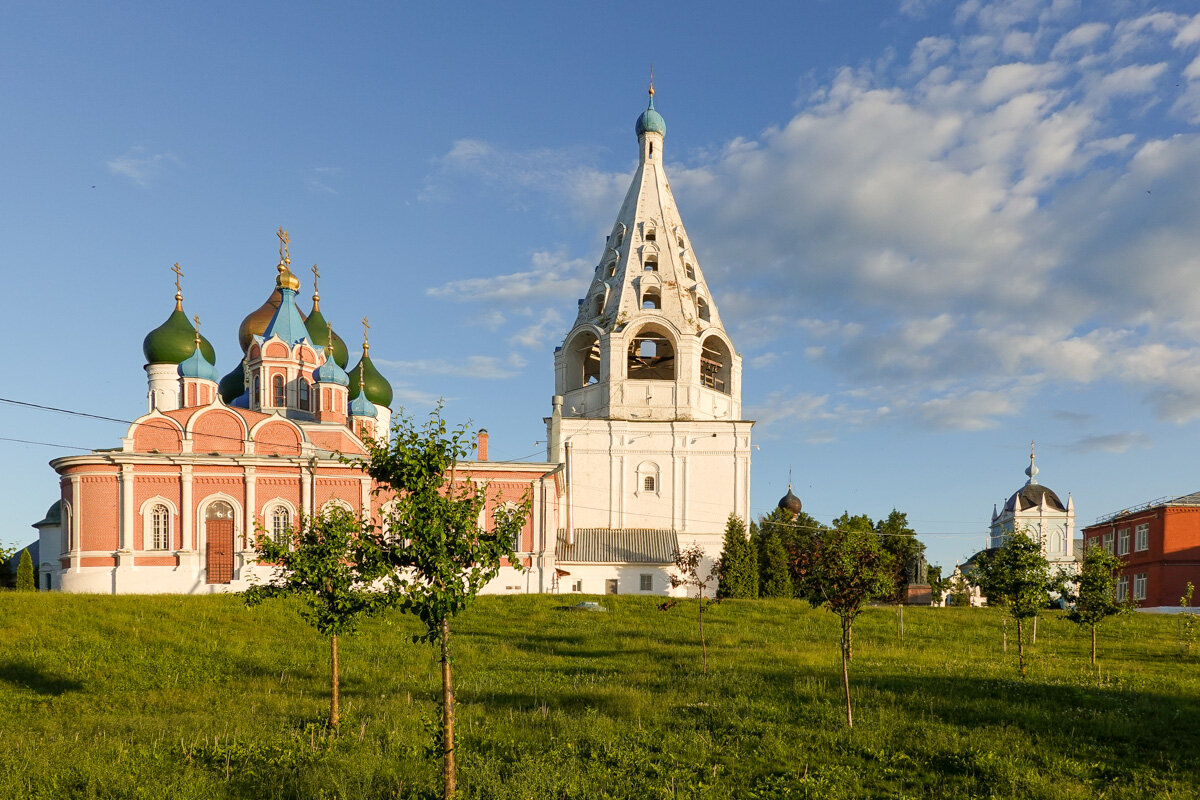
0, 593, 1196, 799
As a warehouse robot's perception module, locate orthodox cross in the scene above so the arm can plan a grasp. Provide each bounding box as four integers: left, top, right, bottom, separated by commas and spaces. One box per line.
276, 227, 290, 265
311, 263, 320, 289
362, 317, 370, 354
192, 314, 202, 347
171, 262, 184, 294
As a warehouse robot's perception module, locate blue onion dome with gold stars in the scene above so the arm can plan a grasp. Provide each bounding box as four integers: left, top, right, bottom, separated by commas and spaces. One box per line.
348, 389, 376, 418
635, 87, 666, 137
143, 271, 216, 365
218, 361, 246, 404
314, 328, 350, 386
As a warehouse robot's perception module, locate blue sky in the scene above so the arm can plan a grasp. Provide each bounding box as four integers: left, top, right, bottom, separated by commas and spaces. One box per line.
5, 0, 1200, 571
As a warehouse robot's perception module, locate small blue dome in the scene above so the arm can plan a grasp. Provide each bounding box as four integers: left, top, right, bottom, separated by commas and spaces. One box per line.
178, 345, 218, 382
636, 97, 666, 137
349, 391, 376, 417
313, 346, 350, 386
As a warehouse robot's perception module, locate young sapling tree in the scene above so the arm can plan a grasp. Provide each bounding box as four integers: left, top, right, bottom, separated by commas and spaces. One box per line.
1064, 541, 1127, 664
244, 506, 390, 729
661, 543, 719, 673
973, 530, 1057, 678
358, 409, 527, 800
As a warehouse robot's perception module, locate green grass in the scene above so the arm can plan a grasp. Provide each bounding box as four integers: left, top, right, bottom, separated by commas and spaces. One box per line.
1, 594, 1197, 799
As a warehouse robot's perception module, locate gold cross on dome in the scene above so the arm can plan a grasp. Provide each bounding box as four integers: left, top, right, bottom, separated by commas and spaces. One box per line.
171, 262, 184, 293
311, 263, 320, 287
276, 227, 290, 264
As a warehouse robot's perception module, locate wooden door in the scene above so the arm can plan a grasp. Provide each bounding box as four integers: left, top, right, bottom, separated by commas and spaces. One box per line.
206, 519, 234, 584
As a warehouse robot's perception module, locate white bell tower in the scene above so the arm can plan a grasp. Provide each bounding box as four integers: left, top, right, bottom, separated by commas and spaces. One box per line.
547, 84, 753, 547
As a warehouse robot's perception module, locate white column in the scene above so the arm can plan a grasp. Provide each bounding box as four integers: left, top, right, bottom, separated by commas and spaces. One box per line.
119, 464, 135, 552
244, 466, 256, 550
359, 476, 371, 516
69, 476, 82, 572
301, 461, 313, 519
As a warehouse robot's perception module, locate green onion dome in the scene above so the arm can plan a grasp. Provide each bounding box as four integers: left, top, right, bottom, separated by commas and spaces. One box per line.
33, 500, 61, 528
217, 360, 246, 404
304, 307, 349, 368
347, 352, 393, 408
143, 306, 216, 365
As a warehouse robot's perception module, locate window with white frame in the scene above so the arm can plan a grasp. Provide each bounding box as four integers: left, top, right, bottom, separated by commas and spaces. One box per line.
571, 580, 583, 592
271, 506, 291, 544
1116, 575, 1129, 602
636, 461, 660, 496
151, 504, 171, 550
639, 573, 653, 591
1133, 572, 1147, 601
1102, 532, 1114, 553
1135, 523, 1149, 552
1117, 528, 1131, 555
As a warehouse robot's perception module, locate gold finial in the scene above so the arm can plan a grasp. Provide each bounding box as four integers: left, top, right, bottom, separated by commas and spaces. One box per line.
648, 64, 655, 97
326, 321, 335, 359
276, 227, 291, 268
362, 317, 370, 356
171, 263, 184, 310
311, 264, 321, 309
192, 314, 202, 348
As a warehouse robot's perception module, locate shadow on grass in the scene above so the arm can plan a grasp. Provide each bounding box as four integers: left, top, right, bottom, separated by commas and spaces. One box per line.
0, 661, 84, 695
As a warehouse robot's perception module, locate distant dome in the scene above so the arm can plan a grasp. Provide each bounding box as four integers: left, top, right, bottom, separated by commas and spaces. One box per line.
636, 97, 666, 137
348, 390, 377, 418
314, 351, 350, 387
34, 500, 61, 527
238, 287, 307, 352
304, 308, 349, 368
143, 308, 216, 365
778, 487, 802, 516
178, 343, 218, 382
1005, 484, 1066, 512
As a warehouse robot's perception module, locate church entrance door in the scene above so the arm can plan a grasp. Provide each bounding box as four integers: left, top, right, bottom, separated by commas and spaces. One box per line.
205, 501, 235, 584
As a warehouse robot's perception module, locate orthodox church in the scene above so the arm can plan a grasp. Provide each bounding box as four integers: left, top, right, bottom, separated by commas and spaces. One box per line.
33, 86, 751, 595
989, 444, 1077, 574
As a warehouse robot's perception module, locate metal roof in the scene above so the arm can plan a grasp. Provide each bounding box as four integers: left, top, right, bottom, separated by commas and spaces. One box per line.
556, 528, 679, 564
1092, 490, 1200, 525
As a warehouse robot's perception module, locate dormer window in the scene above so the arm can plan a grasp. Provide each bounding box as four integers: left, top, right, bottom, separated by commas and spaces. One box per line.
697, 297, 711, 322
685, 263, 696, 281
644, 256, 658, 272
645, 227, 656, 242
642, 288, 661, 310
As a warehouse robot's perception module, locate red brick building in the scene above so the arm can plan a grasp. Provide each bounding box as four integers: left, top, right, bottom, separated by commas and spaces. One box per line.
1081, 491, 1200, 610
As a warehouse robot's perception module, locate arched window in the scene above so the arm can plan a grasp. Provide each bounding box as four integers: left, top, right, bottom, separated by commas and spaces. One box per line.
298, 378, 310, 410
684, 263, 696, 281
152, 504, 171, 550
253, 375, 261, 405
649, 141, 654, 158
272, 375, 285, 406
271, 506, 291, 544
643, 256, 658, 272
565, 331, 601, 390
645, 226, 656, 242
700, 335, 732, 395
697, 297, 711, 322
591, 295, 604, 318
641, 288, 661, 310
321, 498, 354, 518
628, 326, 675, 381
643, 476, 656, 491
636, 461, 661, 496
607, 262, 617, 278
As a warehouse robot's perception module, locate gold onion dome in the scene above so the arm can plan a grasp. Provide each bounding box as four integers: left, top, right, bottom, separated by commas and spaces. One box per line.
238, 228, 308, 351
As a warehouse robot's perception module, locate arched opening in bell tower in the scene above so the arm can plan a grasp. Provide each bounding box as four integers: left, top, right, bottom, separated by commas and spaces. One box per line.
565, 330, 602, 390
641, 288, 661, 309
700, 335, 731, 394
628, 324, 676, 381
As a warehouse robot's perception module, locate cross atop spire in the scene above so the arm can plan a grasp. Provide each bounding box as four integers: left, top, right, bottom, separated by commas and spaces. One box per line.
648, 64, 655, 98
362, 317, 370, 356
311, 263, 321, 309
1025, 440, 1039, 485
276, 227, 290, 268
171, 263, 184, 311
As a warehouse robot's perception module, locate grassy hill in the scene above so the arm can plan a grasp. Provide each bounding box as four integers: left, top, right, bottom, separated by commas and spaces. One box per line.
0, 593, 1197, 799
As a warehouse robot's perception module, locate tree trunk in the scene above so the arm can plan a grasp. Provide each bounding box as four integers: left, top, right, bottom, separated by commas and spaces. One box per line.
898, 604, 904, 641
330, 633, 340, 729
699, 601, 707, 674
847, 621, 854, 662
1016, 618, 1026, 678
440, 618, 456, 800
1091, 624, 1097, 665
1032, 616, 1038, 645
841, 618, 853, 728
1002, 617, 1007, 652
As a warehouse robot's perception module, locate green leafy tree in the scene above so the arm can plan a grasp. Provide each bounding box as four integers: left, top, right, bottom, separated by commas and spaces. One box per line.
876, 510, 924, 600
15, 549, 34, 591
927, 565, 945, 605
1180, 582, 1197, 655
716, 514, 757, 599
244, 506, 390, 728
0, 543, 15, 589
973, 531, 1058, 678
793, 525, 897, 727
661, 543, 719, 673
358, 408, 527, 800
1064, 542, 1128, 664
769, 507, 825, 598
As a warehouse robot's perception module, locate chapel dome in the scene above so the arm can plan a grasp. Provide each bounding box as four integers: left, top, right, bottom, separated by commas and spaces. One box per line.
314, 353, 350, 387
304, 308, 349, 368
348, 390, 377, 418
143, 308, 216, 365
34, 500, 62, 527
348, 354, 393, 408
1005, 484, 1066, 512
778, 487, 803, 516
217, 360, 245, 404
178, 342, 219, 382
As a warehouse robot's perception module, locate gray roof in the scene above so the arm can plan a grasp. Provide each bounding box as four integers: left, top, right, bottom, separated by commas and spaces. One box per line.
556, 528, 679, 564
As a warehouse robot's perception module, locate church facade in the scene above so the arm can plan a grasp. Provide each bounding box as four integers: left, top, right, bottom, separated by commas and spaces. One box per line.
35, 88, 751, 596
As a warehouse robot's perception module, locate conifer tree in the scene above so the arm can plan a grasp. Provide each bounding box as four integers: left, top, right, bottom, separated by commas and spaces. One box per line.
716, 514, 757, 599
15, 549, 34, 591
759, 524, 793, 598
1064, 541, 1128, 664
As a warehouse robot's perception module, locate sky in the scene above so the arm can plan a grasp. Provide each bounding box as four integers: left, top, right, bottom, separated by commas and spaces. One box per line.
4, 0, 1200, 571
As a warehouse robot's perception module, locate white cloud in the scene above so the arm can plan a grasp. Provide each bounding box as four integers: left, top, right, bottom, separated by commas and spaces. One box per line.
1067, 432, 1152, 453
426, 250, 590, 304
374, 354, 527, 380
1051, 22, 1110, 56
106, 147, 179, 186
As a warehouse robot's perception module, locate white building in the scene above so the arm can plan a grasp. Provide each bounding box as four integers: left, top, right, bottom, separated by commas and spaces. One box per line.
546, 84, 753, 593
989, 445, 1077, 574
